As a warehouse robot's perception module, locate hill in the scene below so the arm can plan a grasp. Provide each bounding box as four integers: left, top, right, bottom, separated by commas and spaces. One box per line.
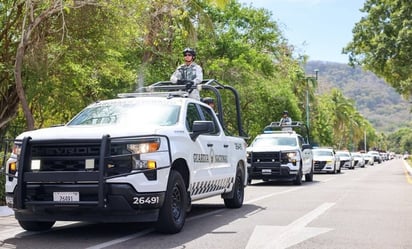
305, 61, 411, 133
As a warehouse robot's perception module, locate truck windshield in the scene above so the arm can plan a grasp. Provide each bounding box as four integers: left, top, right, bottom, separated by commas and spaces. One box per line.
252, 137, 297, 147
68, 102, 180, 127
313, 150, 333, 157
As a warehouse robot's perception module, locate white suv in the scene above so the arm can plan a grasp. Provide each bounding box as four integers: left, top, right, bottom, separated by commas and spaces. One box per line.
5, 80, 247, 234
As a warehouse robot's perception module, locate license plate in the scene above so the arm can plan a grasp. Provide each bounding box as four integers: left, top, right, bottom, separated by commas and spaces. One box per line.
262, 169, 271, 174
53, 192, 79, 202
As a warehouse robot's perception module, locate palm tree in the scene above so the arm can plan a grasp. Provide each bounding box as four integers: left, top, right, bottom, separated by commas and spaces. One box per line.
330, 89, 355, 149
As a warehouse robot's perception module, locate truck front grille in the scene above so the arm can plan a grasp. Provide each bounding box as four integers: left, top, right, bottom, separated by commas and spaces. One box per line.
29, 142, 132, 176
250, 152, 289, 165
314, 161, 326, 170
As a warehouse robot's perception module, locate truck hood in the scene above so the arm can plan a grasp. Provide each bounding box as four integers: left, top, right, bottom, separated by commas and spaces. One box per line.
246, 145, 298, 152
313, 156, 333, 161
16, 125, 167, 140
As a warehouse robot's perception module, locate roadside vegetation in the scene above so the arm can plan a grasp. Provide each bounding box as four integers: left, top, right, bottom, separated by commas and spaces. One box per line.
1, 0, 411, 203
0, 0, 381, 148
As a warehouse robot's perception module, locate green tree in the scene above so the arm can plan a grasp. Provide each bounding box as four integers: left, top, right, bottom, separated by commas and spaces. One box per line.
193, 1, 303, 138
344, 0, 412, 97
311, 94, 335, 146
3, 1, 139, 132
0, 1, 27, 132
387, 127, 412, 153
14, 0, 104, 130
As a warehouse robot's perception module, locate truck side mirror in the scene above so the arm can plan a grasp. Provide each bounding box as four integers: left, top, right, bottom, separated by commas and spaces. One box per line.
190, 121, 214, 141
302, 144, 312, 150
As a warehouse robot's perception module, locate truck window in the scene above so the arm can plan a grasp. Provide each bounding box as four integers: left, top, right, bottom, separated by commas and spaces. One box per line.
186, 103, 202, 132
199, 105, 220, 135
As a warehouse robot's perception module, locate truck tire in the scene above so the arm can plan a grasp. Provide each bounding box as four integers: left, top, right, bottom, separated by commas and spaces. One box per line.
294, 165, 303, 185
155, 170, 187, 234
224, 168, 244, 208
18, 220, 55, 231
305, 165, 314, 182
247, 177, 252, 185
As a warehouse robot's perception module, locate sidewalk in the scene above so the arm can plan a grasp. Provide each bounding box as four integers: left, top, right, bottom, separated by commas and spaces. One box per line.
0, 206, 13, 217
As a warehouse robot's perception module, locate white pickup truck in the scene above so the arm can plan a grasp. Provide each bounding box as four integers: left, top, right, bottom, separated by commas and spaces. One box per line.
5, 79, 248, 234
246, 122, 313, 185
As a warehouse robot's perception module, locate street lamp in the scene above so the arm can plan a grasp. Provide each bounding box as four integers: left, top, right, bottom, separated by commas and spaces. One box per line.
305, 69, 319, 128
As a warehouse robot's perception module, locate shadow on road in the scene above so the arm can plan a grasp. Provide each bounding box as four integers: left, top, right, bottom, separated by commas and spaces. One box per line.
4, 202, 261, 249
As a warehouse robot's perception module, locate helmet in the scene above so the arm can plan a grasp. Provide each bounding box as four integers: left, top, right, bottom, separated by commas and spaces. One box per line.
183, 47, 196, 60
283, 110, 288, 115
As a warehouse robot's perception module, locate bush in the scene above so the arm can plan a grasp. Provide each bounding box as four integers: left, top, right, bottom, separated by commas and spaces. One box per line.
0, 171, 5, 206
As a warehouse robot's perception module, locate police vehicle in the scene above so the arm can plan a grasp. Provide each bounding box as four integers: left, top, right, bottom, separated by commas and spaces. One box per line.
246, 121, 313, 185
4, 79, 248, 234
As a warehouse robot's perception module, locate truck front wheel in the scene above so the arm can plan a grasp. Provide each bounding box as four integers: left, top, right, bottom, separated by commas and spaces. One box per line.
155, 170, 187, 234
305, 164, 314, 182
294, 163, 303, 185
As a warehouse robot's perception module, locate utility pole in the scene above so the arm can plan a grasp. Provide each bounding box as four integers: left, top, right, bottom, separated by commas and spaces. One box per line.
305, 69, 319, 128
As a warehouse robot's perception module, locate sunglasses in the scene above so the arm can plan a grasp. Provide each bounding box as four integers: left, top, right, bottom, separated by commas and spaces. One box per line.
184, 54, 193, 57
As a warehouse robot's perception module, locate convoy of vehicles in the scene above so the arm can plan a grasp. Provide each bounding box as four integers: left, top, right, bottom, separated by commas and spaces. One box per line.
2, 77, 399, 235
4, 79, 248, 234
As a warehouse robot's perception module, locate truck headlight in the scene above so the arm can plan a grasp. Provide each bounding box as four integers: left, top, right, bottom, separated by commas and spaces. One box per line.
287, 152, 297, 163
127, 140, 160, 154
126, 139, 160, 170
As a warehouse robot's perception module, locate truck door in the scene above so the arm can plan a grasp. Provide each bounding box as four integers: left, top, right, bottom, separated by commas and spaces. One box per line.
198, 105, 232, 179
299, 135, 313, 172
186, 103, 212, 186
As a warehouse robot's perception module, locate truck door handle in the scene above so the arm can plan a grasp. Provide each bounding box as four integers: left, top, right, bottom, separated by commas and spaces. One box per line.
207, 144, 213, 147
224, 144, 229, 148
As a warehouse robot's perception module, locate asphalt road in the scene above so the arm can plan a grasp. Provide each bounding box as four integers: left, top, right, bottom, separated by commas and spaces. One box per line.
1, 158, 411, 249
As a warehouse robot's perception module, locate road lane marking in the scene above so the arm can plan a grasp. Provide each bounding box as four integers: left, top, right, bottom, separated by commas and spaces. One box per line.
245, 188, 301, 204
246, 202, 335, 249
85, 228, 154, 249
84, 188, 304, 248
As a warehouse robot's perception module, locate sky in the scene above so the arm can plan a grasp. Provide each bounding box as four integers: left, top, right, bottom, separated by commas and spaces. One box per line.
241, 0, 365, 63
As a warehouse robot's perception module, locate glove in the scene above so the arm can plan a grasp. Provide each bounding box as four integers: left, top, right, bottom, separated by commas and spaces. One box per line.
177, 79, 185, 85
185, 80, 194, 91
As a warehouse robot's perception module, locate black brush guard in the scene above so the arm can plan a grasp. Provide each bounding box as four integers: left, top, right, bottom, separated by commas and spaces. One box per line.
14, 134, 171, 210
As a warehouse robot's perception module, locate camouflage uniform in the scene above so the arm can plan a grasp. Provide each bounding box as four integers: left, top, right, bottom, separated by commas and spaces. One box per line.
170, 48, 203, 100
170, 62, 203, 99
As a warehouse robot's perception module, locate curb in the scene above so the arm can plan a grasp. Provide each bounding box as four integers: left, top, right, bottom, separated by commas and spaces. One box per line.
403, 160, 412, 176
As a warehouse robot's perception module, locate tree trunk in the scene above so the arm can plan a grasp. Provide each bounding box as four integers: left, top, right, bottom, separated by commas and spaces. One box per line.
15, 42, 35, 130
